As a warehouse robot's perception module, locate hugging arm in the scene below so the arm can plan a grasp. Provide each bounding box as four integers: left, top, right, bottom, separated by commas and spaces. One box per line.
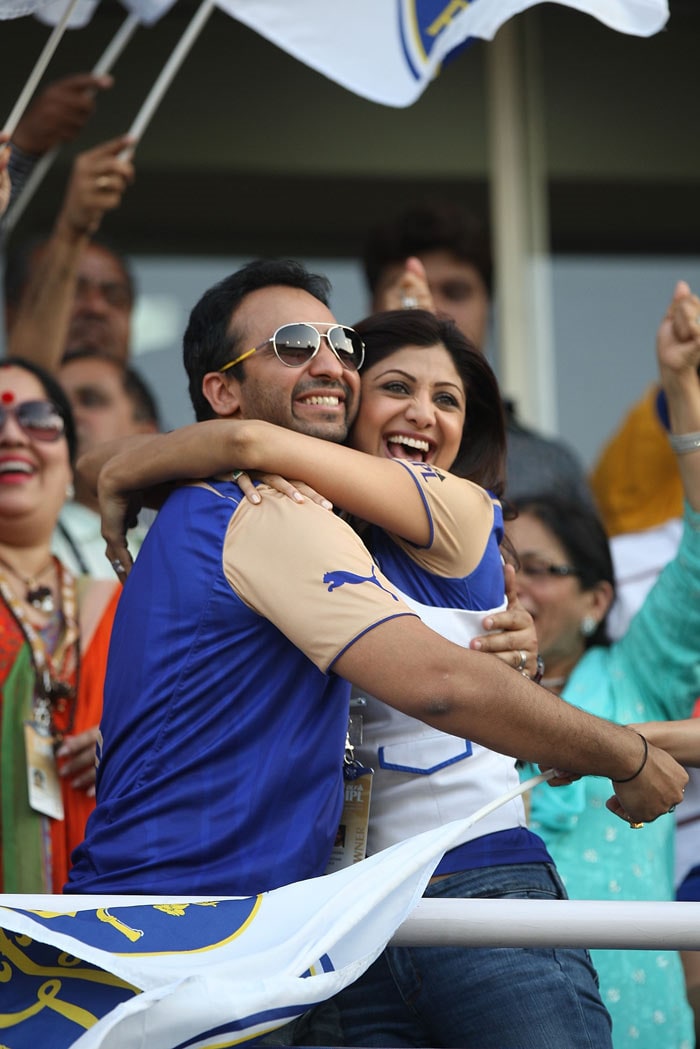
85, 418, 494, 567
632, 719, 700, 767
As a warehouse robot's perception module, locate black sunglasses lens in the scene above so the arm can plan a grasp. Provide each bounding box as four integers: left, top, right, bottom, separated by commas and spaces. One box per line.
18, 401, 65, 441
329, 327, 364, 369
274, 324, 320, 366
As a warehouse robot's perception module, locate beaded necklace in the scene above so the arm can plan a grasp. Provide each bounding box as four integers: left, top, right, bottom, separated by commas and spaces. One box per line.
0, 560, 80, 737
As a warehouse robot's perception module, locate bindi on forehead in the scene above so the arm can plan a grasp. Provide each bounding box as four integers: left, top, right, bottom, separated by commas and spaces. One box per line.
1, 390, 15, 404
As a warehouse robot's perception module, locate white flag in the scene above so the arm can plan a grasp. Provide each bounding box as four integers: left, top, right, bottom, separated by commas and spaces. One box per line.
0, 775, 545, 1048
214, 0, 669, 107
30, 0, 177, 26
0, 0, 60, 18
118, 0, 178, 27
32, 0, 97, 27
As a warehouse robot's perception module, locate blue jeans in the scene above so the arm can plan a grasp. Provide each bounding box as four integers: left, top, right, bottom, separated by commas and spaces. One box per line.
335, 863, 612, 1049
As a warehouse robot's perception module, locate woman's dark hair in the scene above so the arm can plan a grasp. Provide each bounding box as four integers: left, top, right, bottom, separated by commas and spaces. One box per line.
514, 493, 616, 649
354, 309, 507, 497
0, 356, 77, 465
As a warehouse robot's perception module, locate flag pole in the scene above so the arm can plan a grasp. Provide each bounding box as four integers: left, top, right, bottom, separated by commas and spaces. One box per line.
1, 0, 81, 139
3, 10, 141, 235
485, 12, 556, 434
121, 0, 215, 156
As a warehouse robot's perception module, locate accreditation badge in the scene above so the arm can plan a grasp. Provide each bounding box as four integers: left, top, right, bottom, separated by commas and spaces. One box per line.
24, 721, 64, 820
325, 762, 373, 873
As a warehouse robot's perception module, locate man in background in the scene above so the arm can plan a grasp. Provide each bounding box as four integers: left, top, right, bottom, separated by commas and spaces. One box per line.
364, 200, 592, 504
54, 350, 159, 577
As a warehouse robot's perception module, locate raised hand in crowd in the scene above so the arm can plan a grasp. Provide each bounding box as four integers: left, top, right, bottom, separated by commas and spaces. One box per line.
57, 134, 135, 238
7, 134, 135, 370
373, 254, 435, 312
11, 72, 114, 157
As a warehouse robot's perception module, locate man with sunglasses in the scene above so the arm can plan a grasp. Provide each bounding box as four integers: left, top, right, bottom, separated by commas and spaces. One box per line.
68, 259, 685, 905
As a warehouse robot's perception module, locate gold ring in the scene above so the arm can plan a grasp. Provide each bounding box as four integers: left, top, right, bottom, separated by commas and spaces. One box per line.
516, 650, 528, 673
629, 822, 644, 830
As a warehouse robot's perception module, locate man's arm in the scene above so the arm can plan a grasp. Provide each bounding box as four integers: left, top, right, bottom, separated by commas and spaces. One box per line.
334, 615, 686, 825
7, 134, 134, 372
2, 73, 113, 221
0, 136, 10, 218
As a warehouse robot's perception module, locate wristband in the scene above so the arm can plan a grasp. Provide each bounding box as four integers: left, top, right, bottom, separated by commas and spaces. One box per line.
612, 732, 648, 783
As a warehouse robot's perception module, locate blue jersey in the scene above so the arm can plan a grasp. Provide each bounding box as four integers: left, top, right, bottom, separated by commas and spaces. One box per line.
67, 480, 413, 897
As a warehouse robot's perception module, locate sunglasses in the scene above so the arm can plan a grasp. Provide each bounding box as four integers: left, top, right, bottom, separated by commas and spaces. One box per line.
519, 558, 580, 579
0, 399, 65, 442
219, 322, 365, 373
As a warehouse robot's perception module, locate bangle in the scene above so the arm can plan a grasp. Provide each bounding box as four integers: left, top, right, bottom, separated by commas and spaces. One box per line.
613, 732, 648, 783
668, 431, 700, 455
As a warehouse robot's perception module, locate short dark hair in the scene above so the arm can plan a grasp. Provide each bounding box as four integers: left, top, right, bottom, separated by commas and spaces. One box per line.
0, 356, 77, 464
183, 258, 332, 421
513, 493, 616, 649
354, 309, 506, 496
3, 236, 136, 312
60, 349, 160, 429
363, 201, 493, 298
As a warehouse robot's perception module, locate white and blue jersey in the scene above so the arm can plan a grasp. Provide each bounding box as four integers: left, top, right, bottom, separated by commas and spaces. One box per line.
355, 460, 551, 874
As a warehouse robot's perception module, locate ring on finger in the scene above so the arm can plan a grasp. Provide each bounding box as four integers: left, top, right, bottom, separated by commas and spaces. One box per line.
516, 649, 528, 673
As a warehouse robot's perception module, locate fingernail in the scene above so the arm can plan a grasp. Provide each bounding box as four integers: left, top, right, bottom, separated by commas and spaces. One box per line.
251, 493, 261, 504
471, 639, 482, 650
321, 500, 333, 510
483, 617, 493, 629
293, 492, 304, 503
56, 744, 69, 758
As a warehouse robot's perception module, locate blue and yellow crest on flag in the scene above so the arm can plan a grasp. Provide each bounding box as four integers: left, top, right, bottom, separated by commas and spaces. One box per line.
398, 0, 475, 82
216, 0, 669, 108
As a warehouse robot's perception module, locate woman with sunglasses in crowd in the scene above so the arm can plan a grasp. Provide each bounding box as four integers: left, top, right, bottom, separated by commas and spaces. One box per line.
85, 309, 614, 1049
0, 358, 119, 892
512, 281, 700, 1049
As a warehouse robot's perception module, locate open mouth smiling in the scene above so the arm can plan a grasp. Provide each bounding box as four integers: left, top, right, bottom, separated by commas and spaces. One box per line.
385, 433, 435, 463
0, 457, 36, 481
299, 394, 342, 408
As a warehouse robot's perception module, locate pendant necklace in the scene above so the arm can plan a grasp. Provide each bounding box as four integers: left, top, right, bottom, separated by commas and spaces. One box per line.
0, 554, 56, 613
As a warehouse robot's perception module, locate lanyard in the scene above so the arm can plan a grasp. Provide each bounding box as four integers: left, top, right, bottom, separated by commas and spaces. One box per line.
0, 560, 80, 736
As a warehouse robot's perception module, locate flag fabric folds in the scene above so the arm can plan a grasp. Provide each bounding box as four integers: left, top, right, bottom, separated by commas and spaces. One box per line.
0, 0, 58, 18
0, 776, 543, 1049
214, 0, 669, 107
31, 0, 177, 27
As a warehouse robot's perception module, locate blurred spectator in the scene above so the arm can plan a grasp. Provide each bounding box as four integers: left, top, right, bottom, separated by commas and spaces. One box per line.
53, 350, 159, 577
4, 134, 135, 370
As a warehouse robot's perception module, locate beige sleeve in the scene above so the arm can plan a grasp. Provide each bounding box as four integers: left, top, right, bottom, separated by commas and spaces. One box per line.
222, 487, 416, 672
386, 461, 495, 577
